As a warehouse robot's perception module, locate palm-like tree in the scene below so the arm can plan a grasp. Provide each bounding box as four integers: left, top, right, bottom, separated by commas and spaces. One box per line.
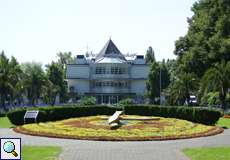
201, 61, 230, 110
0, 52, 23, 110
22, 63, 46, 106
167, 72, 198, 105
0, 52, 13, 110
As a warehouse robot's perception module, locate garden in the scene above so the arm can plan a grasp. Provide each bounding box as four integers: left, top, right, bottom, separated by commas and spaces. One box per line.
1, 104, 230, 160
4, 105, 226, 141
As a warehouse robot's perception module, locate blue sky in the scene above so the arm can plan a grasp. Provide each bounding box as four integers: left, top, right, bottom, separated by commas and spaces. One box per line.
0, 0, 197, 64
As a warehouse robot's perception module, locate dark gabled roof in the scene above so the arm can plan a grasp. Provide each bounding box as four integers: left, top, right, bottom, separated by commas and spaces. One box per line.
95, 39, 126, 61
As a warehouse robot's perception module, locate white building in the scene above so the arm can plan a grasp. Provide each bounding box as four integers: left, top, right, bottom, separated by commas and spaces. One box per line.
66, 39, 150, 104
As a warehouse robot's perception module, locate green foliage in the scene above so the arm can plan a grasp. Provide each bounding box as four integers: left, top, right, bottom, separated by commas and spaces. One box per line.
124, 105, 221, 125
146, 60, 171, 104
166, 72, 198, 105
201, 92, 220, 106
0, 51, 22, 110
118, 98, 134, 105
44, 62, 67, 105
7, 105, 122, 125
0, 111, 6, 117
145, 46, 155, 64
174, 0, 230, 77
57, 52, 74, 65
80, 96, 97, 105
7, 105, 221, 125
21, 62, 46, 106
146, 62, 160, 103
201, 61, 230, 109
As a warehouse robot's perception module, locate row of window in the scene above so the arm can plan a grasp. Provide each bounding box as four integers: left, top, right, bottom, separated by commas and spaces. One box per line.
95, 67, 127, 74
93, 81, 128, 88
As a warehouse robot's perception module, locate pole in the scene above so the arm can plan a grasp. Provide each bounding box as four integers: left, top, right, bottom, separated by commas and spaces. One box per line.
159, 65, 162, 106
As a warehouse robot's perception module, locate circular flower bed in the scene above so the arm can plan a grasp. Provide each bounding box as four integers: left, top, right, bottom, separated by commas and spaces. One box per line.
223, 115, 230, 119
15, 115, 223, 141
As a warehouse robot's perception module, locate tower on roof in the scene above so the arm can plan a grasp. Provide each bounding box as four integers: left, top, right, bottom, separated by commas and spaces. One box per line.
95, 39, 126, 61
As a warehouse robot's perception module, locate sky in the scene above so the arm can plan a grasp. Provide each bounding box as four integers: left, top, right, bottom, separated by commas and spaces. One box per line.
0, 0, 197, 65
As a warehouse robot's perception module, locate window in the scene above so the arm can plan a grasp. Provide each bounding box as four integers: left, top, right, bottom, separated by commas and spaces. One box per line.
136, 55, 144, 59
95, 67, 106, 74
76, 55, 84, 59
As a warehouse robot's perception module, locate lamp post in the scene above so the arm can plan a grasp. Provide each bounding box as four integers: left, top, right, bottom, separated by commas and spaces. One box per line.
159, 65, 162, 106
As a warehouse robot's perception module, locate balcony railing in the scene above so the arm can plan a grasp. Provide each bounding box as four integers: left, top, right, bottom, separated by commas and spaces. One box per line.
91, 74, 130, 79
90, 87, 130, 93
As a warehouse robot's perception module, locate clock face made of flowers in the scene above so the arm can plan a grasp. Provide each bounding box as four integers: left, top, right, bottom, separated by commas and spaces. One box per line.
15, 116, 222, 141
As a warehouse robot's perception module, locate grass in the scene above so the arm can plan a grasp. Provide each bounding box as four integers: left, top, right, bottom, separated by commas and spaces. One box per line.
183, 147, 230, 160
0, 117, 14, 128
217, 118, 230, 129
23, 146, 61, 160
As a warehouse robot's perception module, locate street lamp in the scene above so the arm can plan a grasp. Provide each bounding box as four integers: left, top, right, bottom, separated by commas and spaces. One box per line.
159, 65, 162, 106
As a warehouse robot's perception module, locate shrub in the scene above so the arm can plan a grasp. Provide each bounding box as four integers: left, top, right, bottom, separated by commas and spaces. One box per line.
0, 111, 6, 117
118, 98, 134, 106
7, 105, 122, 125
7, 105, 221, 126
80, 96, 96, 105
124, 105, 221, 125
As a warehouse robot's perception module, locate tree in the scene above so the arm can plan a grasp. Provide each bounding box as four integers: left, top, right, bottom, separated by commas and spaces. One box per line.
21, 62, 46, 106
45, 62, 66, 105
145, 46, 155, 64
146, 62, 160, 104
146, 59, 171, 104
57, 52, 74, 67
56, 52, 74, 103
167, 73, 198, 105
201, 61, 230, 110
0, 52, 22, 110
0, 52, 13, 110
174, 0, 230, 78
160, 59, 170, 90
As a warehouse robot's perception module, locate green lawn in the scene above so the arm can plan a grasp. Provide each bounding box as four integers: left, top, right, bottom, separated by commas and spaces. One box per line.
183, 147, 230, 160
0, 117, 14, 128
23, 146, 61, 160
217, 118, 230, 129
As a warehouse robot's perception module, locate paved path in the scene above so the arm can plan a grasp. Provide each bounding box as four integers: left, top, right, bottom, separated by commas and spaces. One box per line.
0, 128, 230, 160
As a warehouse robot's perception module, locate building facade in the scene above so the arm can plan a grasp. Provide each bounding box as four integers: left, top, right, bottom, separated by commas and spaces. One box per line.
66, 39, 150, 104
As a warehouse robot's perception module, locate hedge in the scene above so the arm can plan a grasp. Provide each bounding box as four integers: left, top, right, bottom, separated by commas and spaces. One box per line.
7, 105, 122, 125
124, 105, 221, 125
7, 105, 221, 125
0, 112, 6, 117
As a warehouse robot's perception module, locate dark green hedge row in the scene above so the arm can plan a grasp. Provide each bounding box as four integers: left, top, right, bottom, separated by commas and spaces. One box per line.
124, 105, 221, 125
0, 113, 6, 117
7, 105, 122, 125
7, 105, 221, 125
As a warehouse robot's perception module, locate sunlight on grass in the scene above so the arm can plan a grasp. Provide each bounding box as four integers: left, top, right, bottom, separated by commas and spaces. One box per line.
22, 146, 61, 160
217, 118, 230, 129
183, 147, 230, 160
0, 117, 14, 128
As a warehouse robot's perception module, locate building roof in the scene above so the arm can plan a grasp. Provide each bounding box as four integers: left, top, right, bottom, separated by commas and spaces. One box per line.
95, 39, 127, 63
96, 57, 127, 63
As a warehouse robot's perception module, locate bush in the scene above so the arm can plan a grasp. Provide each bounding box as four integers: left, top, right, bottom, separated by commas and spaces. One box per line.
7, 105, 221, 126
118, 98, 134, 106
80, 96, 96, 105
7, 105, 122, 125
0, 111, 6, 117
124, 105, 221, 125
201, 92, 220, 106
